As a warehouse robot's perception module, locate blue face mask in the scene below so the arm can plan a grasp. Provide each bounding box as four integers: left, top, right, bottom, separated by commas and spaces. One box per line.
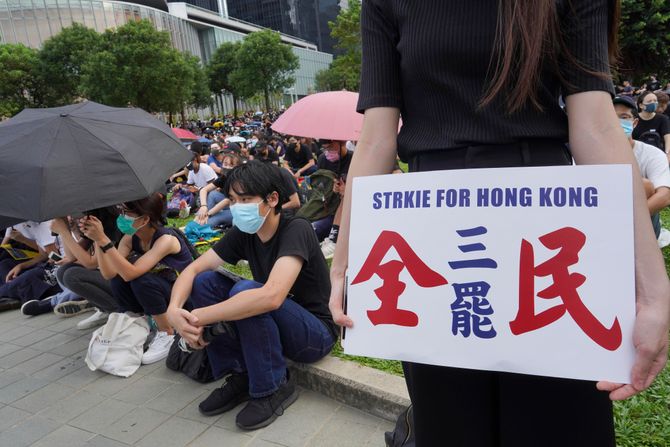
619, 119, 634, 137
230, 201, 270, 234
644, 103, 658, 113
116, 214, 141, 236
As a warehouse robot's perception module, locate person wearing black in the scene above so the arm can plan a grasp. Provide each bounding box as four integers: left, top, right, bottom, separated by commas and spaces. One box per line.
251, 142, 280, 165
328, 1, 670, 446
167, 161, 336, 430
283, 137, 316, 178
633, 91, 670, 153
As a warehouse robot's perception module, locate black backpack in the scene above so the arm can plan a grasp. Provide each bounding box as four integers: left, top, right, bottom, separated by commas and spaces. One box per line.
385, 405, 415, 447
638, 130, 664, 150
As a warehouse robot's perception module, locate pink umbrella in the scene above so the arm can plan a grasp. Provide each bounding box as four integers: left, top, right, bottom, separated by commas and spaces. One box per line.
272, 91, 363, 141
171, 128, 198, 140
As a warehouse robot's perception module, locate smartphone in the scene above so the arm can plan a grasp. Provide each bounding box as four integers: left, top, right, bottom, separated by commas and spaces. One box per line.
48, 252, 63, 262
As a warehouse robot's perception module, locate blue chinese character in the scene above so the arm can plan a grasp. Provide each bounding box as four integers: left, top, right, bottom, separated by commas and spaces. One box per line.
451, 282, 497, 339
448, 226, 498, 270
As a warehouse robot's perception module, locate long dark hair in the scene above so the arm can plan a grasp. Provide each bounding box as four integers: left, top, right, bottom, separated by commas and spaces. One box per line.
482, 0, 621, 112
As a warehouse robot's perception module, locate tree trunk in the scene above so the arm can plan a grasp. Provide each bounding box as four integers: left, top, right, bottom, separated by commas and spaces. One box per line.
233, 94, 238, 119
180, 107, 186, 127
168, 111, 173, 126
264, 88, 270, 113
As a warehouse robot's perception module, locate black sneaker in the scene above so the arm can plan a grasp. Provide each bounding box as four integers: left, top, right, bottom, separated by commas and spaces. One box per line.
0, 297, 21, 312
21, 299, 53, 316
235, 372, 298, 430
199, 372, 250, 416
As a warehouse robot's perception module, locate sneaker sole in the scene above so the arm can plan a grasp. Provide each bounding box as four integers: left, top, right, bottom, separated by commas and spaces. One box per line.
236, 388, 299, 430
199, 393, 250, 417
54, 301, 94, 317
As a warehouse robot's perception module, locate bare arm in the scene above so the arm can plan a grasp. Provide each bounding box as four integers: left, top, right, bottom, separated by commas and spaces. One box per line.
566, 91, 670, 400
648, 186, 670, 215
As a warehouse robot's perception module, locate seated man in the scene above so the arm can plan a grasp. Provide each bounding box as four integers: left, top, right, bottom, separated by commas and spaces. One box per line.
168, 161, 337, 430
283, 136, 316, 178
614, 96, 670, 237
173, 151, 217, 209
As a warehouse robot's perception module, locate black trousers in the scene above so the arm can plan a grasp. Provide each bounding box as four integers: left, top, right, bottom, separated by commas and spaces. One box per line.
406, 139, 615, 447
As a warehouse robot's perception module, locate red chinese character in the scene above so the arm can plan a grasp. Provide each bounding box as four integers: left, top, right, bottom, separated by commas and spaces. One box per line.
510, 227, 622, 351
351, 230, 448, 326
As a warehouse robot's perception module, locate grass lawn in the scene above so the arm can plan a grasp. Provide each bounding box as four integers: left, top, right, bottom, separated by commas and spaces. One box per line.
169, 208, 670, 445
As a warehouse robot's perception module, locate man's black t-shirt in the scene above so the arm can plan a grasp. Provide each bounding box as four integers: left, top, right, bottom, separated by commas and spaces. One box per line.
632, 114, 670, 152
317, 150, 354, 177
212, 216, 337, 339
253, 148, 280, 165
284, 145, 314, 171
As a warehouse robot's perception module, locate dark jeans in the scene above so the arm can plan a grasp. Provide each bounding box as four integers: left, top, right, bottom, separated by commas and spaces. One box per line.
312, 215, 334, 242
0, 257, 21, 287
57, 263, 119, 313
405, 140, 615, 447
111, 273, 172, 315
189, 271, 335, 397
0, 262, 60, 303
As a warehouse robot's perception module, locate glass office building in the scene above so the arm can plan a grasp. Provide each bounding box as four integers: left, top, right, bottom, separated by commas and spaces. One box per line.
0, 0, 332, 114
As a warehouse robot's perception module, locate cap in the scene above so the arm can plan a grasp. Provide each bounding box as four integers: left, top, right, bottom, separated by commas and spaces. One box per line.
613, 95, 637, 111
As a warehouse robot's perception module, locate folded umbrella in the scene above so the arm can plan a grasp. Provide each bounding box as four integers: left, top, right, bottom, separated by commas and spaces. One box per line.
0, 101, 192, 228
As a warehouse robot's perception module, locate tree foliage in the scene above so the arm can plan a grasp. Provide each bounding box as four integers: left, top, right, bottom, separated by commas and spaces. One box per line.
207, 41, 247, 117
618, 0, 670, 80
36, 23, 102, 107
231, 30, 299, 111
81, 20, 203, 114
0, 43, 39, 118
314, 0, 361, 92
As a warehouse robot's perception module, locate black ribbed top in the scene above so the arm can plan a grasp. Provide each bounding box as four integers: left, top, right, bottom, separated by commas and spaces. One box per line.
357, 0, 614, 161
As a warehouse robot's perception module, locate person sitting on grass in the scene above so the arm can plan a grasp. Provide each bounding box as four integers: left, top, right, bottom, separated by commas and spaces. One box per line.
167, 161, 337, 430
80, 193, 194, 364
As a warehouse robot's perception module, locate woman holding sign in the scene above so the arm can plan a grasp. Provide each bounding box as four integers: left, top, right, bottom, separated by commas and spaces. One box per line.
329, 1, 670, 446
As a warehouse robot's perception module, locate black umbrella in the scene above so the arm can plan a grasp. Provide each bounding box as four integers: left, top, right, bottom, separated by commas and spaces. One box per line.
0, 101, 191, 228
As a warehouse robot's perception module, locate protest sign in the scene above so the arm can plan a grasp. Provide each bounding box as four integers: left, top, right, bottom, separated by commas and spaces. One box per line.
345, 165, 635, 383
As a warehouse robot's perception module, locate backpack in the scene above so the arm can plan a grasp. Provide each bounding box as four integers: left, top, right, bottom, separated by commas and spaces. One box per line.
385, 405, 415, 447
168, 226, 200, 260
638, 130, 664, 150
296, 169, 341, 222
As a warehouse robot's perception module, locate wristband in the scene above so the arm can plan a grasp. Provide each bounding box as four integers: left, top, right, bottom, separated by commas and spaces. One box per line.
100, 241, 114, 253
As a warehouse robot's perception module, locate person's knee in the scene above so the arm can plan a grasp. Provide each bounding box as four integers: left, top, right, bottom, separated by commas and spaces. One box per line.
229, 279, 262, 297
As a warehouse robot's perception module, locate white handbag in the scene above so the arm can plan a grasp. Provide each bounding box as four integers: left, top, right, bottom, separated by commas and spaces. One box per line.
85, 312, 150, 377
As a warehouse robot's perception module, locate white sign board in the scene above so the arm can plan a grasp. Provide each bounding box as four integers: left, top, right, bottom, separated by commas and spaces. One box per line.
345, 165, 635, 383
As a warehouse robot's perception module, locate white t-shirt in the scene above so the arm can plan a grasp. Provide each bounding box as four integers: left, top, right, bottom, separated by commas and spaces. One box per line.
5, 221, 56, 250
187, 163, 217, 189
633, 140, 670, 190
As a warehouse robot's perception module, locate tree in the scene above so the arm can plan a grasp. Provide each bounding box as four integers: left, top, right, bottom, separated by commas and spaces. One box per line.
618, 0, 670, 81
314, 0, 361, 92
35, 23, 102, 107
81, 20, 193, 113
232, 30, 299, 111
0, 43, 39, 118
207, 41, 247, 117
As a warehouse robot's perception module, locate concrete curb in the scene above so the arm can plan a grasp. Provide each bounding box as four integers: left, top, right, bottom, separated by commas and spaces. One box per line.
288, 356, 410, 423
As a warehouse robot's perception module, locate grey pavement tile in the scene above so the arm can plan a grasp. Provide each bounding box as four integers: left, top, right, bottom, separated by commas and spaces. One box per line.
187, 425, 254, 447
50, 335, 93, 357
7, 352, 64, 375
30, 425, 97, 447
57, 364, 105, 388
0, 309, 21, 323
0, 405, 32, 431
0, 342, 22, 359
137, 363, 188, 382
39, 390, 106, 424
84, 435, 132, 447
305, 405, 386, 447
33, 353, 87, 381
11, 328, 57, 347
98, 406, 172, 444
255, 389, 338, 447
131, 360, 166, 378
0, 324, 36, 342
112, 375, 175, 406
11, 382, 76, 413
69, 398, 136, 433
0, 376, 50, 404
0, 414, 60, 447
30, 331, 77, 352
175, 390, 220, 425
135, 416, 209, 447
46, 316, 89, 333
21, 312, 61, 329
144, 382, 208, 412
246, 439, 291, 447
0, 369, 27, 389
0, 346, 43, 368
82, 372, 143, 397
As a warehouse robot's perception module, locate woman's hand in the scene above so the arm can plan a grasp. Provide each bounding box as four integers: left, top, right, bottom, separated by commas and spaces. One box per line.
328, 264, 354, 328
79, 216, 106, 243
195, 206, 209, 225
50, 217, 70, 235
5, 264, 22, 282
167, 307, 205, 349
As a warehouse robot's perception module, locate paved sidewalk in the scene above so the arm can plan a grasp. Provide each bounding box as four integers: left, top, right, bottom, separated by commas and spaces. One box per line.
0, 309, 393, 447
